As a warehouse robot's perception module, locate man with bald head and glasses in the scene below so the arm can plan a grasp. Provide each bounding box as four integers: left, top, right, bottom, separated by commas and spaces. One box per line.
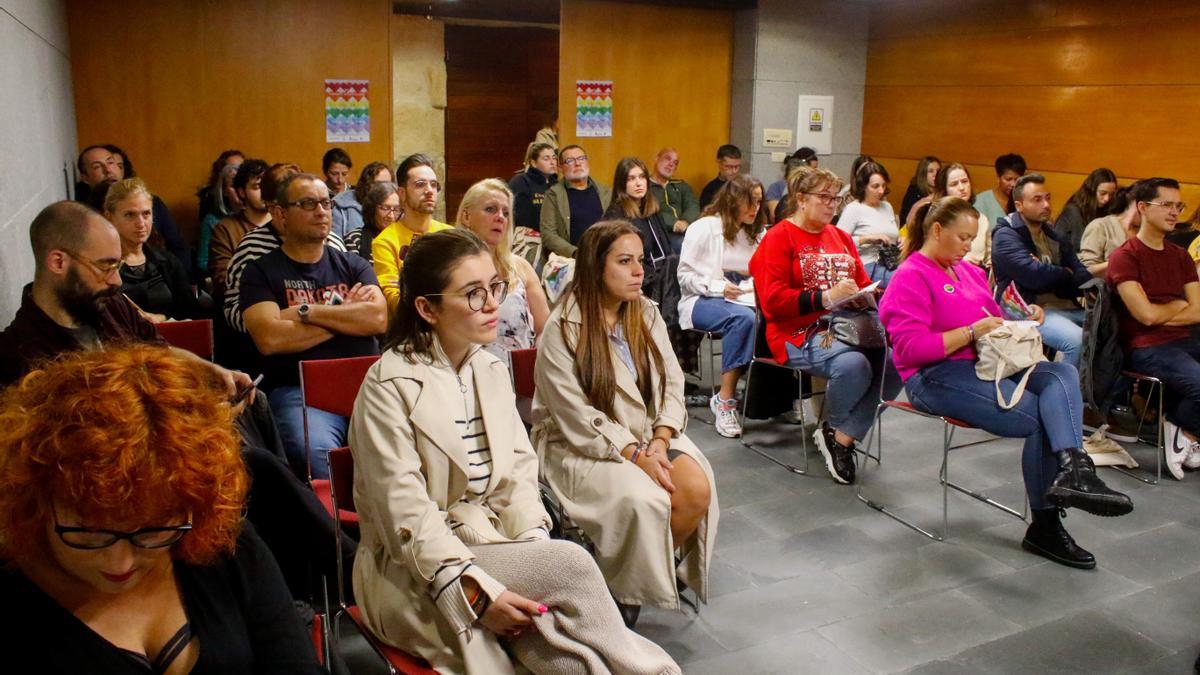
0, 201, 252, 399
241, 172, 386, 479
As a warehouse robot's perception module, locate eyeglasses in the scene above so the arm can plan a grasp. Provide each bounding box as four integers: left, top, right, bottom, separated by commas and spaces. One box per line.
64, 250, 124, 276
282, 198, 333, 211
424, 280, 509, 312
561, 155, 588, 166
377, 205, 403, 215
1144, 200, 1187, 213
803, 192, 839, 206
409, 179, 441, 192
52, 504, 192, 550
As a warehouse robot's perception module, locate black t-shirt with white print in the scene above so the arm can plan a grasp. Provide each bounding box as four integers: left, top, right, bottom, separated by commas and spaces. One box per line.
239, 246, 380, 391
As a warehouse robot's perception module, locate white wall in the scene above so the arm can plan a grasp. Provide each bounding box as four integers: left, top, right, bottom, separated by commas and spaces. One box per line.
731, 0, 870, 185
0, 0, 76, 323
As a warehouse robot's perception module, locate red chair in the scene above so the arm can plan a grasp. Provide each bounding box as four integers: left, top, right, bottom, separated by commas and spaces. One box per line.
510, 347, 537, 429
328, 447, 440, 674
156, 319, 214, 360
299, 355, 381, 532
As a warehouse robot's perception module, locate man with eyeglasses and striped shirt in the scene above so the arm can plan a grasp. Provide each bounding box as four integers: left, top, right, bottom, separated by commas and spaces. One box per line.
241, 173, 386, 480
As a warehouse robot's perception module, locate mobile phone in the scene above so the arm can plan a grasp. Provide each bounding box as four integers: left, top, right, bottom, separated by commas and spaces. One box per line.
231, 373, 265, 405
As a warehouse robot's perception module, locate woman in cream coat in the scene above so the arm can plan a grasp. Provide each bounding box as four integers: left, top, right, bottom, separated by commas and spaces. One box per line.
533, 220, 719, 617
350, 228, 679, 674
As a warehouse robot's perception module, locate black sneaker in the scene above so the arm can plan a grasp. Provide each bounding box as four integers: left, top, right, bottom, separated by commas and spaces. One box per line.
815, 422, 856, 484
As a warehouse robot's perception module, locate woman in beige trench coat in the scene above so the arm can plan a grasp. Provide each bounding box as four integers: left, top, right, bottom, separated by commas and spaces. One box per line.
350, 229, 680, 675
532, 220, 719, 614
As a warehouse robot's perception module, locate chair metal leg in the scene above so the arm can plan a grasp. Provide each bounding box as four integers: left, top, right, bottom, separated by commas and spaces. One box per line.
857, 406, 1027, 543
1109, 378, 1163, 485
738, 362, 809, 475
687, 332, 721, 426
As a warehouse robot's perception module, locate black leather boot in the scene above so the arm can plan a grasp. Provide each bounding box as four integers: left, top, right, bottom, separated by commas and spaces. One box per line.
1045, 447, 1134, 517
1022, 508, 1096, 569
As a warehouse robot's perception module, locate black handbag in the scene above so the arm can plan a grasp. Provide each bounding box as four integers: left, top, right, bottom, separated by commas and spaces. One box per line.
821, 308, 886, 349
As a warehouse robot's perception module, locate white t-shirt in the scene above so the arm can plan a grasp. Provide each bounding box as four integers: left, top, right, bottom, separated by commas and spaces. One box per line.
837, 200, 899, 264
721, 229, 757, 274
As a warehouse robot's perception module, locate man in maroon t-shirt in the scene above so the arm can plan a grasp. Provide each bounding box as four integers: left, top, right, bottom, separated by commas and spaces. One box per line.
1106, 177, 1200, 479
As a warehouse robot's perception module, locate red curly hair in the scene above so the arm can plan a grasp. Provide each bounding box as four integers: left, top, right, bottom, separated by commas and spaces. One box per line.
0, 345, 249, 566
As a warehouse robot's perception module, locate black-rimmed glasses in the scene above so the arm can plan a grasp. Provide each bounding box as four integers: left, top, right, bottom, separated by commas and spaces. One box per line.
424, 280, 509, 312
803, 192, 839, 206
281, 198, 333, 211
53, 504, 192, 550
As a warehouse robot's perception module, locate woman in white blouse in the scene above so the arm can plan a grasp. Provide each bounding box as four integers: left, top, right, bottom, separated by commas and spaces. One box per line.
837, 161, 900, 287
678, 175, 769, 438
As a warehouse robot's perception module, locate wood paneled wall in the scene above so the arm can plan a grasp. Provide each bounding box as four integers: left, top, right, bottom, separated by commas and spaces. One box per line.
67, 0, 394, 240
862, 0, 1200, 217
558, 0, 733, 194
444, 25, 558, 217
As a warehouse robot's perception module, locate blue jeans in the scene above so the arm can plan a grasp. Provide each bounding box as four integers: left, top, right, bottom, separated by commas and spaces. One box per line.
905, 360, 1084, 510
268, 385, 348, 480
786, 334, 901, 441
1038, 308, 1084, 369
1129, 337, 1200, 436
690, 297, 755, 373
864, 261, 895, 289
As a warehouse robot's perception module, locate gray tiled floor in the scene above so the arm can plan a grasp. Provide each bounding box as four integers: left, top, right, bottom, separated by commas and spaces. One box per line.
335, 388, 1200, 673
643, 405, 1200, 674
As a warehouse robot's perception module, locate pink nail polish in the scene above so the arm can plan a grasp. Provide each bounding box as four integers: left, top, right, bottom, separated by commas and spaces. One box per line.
538, 604, 548, 614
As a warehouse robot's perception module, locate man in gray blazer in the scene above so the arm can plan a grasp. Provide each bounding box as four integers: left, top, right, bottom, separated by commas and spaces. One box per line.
540, 144, 612, 262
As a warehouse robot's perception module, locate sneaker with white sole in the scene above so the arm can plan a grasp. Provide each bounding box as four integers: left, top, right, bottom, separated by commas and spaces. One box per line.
709, 394, 742, 438
814, 422, 856, 484
1164, 419, 1191, 480
1184, 444, 1200, 471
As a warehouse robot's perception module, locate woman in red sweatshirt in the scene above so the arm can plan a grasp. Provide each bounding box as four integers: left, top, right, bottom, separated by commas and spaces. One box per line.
749, 166, 900, 485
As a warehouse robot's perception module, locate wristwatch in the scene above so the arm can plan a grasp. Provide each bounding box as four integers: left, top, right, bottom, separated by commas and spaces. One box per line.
297, 303, 311, 323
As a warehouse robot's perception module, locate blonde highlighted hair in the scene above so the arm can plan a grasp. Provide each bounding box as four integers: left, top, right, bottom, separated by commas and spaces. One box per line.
455, 178, 519, 281
103, 177, 152, 217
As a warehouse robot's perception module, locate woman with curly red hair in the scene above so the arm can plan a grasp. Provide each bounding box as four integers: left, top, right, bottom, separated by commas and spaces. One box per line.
0, 345, 324, 673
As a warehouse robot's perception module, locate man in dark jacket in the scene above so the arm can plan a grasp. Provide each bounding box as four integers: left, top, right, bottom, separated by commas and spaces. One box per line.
649, 147, 701, 254
992, 173, 1091, 369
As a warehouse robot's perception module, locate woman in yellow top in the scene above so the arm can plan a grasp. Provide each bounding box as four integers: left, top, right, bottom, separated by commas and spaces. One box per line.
372, 154, 452, 316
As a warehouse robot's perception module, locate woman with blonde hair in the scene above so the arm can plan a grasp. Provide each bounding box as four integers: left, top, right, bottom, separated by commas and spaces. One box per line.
534, 220, 718, 625
103, 178, 204, 322
456, 178, 549, 361
750, 166, 900, 485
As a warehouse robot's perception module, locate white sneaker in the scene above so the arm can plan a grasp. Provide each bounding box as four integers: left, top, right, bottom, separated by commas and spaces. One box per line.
1184, 444, 1200, 471
1164, 419, 1190, 480
710, 394, 742, 438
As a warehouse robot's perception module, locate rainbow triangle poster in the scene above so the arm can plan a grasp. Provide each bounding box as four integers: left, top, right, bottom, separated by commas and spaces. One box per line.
325, 79, 370, 143
575, 80, 613, 138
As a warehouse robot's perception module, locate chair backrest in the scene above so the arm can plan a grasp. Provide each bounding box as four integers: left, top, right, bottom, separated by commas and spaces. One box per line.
327, 446, 356, 514
299, 355, 381, 418
156, 319, 214, 360
510, 347, 537, 399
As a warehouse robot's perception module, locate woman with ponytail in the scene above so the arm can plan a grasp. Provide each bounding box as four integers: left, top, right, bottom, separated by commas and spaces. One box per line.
881, 197, 1133, 570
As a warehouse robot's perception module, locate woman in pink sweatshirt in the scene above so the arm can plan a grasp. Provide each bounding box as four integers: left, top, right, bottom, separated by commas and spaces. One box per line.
878, 197, 1131, 570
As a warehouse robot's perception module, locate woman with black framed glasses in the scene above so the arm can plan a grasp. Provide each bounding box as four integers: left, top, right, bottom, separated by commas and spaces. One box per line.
350, 228, 679, 674
0, 345, 324, 673
750, 166, 901, 486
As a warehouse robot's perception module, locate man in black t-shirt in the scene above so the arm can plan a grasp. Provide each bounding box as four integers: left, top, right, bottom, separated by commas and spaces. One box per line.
241, 173, 386, 479
699, 144, 743, 209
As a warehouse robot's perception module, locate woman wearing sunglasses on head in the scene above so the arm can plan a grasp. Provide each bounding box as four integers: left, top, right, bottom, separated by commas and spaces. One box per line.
0, 346, 324, 674
349, 228, 679, 674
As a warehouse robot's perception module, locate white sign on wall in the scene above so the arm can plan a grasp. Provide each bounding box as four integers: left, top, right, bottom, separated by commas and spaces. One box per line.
795, 95, 834, 155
